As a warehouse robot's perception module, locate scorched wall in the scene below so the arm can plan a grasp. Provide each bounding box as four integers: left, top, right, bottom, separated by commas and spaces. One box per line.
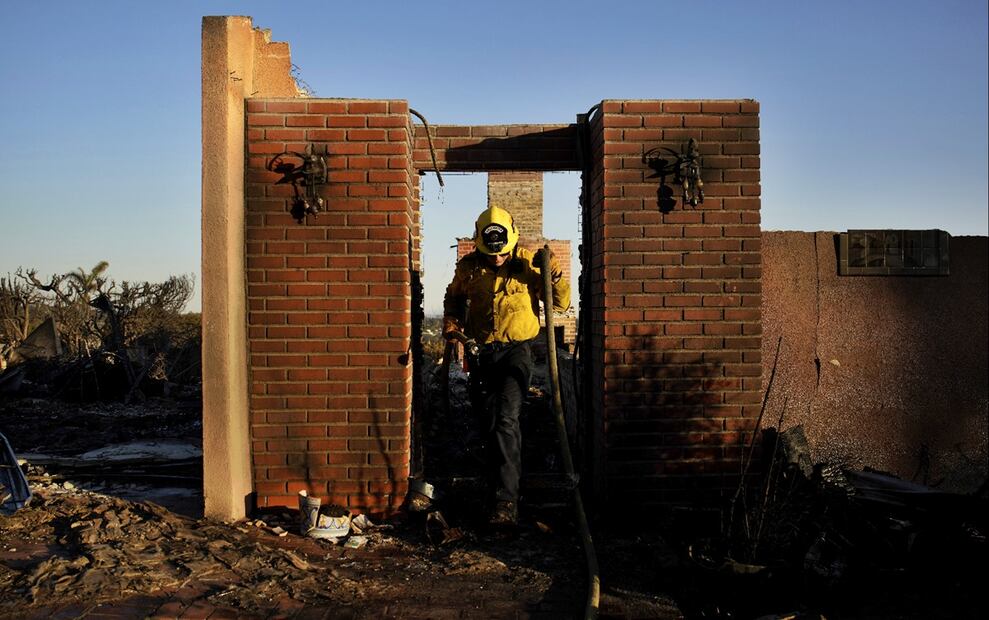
245, 98, 418, 514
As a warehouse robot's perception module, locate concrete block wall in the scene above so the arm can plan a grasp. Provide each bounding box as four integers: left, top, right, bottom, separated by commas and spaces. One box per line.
587, 100, 762, 508
244, 98, 416, 515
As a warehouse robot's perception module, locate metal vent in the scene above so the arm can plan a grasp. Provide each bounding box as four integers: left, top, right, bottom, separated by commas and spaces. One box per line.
838, 230, 949, 276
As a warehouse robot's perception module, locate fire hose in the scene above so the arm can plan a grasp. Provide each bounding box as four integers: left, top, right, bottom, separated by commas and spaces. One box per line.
540, 245, 600, 619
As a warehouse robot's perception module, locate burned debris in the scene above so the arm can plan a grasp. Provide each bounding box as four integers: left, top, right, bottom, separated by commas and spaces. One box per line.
0, 317, 593, 617
1, 263, 203, 505
0, 432, 31, 514
0, 482, 362, 615
673, 424, 989, 618
0, 263, 200, 404
0, 468, 587, 617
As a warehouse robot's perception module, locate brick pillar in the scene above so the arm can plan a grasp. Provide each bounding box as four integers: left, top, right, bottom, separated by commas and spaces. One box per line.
245, 98, 415, 515
487, 172, 544, 240
588, 100, 762, 510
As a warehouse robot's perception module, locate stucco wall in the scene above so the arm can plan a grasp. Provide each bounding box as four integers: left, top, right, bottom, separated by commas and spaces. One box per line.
201, 16, 301, 520
761, 232, 988, 491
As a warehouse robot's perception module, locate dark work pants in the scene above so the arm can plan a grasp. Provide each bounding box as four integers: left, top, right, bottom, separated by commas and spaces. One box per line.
469, 340, 534, 503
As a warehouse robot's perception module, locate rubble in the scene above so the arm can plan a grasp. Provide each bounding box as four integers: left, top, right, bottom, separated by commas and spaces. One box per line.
5, 318, 61, 365
704, 423, 989, 618
0, 485, 348, 614
0, 343, 595, 617
0, 477, 590, 616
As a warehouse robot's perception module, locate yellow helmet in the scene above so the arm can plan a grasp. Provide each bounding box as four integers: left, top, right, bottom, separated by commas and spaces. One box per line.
473, 206, 520, 255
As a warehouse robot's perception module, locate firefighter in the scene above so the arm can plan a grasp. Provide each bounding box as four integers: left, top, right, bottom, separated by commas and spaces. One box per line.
443, 206, 571, 525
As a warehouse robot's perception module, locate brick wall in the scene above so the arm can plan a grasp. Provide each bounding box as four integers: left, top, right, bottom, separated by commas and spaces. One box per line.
487, 172, 543, 239
245, 98, 416, 515
240, 98, 760, 516
587, 100, 762, 509
412, 125, 579, 172
585, 108, 607, 498
234, 90, 981, 520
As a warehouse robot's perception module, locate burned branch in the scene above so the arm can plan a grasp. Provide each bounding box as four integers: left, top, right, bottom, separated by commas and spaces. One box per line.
2, 263, 199, 402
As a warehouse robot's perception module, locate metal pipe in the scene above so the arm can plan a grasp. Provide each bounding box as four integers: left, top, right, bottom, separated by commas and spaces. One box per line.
541, 245, 600, 619
409, 108, 444, 187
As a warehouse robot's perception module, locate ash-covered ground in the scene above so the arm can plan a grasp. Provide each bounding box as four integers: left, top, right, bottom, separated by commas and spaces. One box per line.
1, 343, 986, 618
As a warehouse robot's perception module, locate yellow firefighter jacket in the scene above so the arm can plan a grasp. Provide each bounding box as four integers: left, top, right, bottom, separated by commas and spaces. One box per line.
443, 246, 571, 345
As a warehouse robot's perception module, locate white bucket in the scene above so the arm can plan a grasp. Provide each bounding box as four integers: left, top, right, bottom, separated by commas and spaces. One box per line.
298, 490, 351, 539
298, 490, 321, 535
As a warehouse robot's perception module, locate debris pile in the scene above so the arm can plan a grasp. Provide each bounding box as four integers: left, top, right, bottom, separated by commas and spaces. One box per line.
0, 265, 201, 406
698, 424, 989, 617
0, 485, 363, 615
0, 473, 587, 617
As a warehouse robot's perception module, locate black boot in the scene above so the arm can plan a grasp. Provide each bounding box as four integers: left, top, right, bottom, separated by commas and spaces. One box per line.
488, 500, 518, 526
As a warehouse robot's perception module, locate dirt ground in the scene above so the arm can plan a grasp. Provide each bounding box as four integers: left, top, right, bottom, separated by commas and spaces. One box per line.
1, 383, 987, 618
0, 394, 680, 619
0, 482, 597, 618
0, 474, 686, 618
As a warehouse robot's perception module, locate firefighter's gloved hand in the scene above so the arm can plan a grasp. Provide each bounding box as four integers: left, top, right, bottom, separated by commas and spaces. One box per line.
533, 247, 553, 267
442, 319, 465, 342
445, 331, 478, 355
534, 247, 563, 282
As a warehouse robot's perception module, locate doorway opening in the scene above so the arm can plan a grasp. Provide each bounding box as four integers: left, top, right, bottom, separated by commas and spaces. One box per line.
410, 170, 584, 516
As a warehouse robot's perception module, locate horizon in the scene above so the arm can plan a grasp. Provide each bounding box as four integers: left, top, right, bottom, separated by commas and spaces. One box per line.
1, 1, 986, 314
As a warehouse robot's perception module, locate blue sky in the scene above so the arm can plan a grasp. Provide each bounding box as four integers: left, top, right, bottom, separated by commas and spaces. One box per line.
0, 1, 986, 314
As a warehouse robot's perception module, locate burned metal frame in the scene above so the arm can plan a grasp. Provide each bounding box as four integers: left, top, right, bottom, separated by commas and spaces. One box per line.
0, 431, 31, 514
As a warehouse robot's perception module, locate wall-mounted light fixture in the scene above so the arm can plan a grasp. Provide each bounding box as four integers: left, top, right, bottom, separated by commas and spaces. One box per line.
267, 143, 328, 223
643, 138, 704, 210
